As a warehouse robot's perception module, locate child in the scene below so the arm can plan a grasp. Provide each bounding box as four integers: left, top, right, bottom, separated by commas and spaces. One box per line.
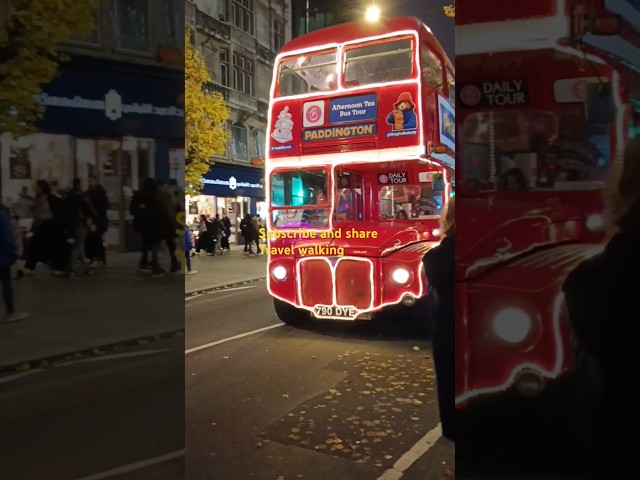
184, 226, 196, 275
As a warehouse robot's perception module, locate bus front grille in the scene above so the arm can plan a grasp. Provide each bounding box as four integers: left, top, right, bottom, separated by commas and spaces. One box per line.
298, 259, 332, 307
335, 259, 373, 310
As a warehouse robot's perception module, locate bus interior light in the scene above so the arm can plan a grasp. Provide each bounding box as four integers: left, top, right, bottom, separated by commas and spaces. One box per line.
431, 145, 448, 154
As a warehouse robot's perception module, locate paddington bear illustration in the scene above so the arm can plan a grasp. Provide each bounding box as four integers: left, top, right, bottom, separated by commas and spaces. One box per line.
386, 92, 417, 131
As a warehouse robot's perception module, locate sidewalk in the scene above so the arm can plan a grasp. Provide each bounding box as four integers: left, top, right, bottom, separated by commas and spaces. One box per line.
0, 253, 184, 371
185, 249, 267, 294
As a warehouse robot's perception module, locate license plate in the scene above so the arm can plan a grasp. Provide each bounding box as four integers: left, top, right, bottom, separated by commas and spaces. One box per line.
313, 305, 358, 319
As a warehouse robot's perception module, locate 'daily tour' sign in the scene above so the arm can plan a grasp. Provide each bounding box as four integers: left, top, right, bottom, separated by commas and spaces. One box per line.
458, 79, 528, 107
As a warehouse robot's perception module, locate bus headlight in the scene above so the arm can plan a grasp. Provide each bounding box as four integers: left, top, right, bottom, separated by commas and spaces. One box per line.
391, 267, 410, 284
272, 265, 287, 281
492, 308, 531, 343
432, 228, 440, 237
586, 214, 603, 231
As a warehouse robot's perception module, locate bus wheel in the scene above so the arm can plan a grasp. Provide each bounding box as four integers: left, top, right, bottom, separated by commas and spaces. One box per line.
274, 298, 309, 326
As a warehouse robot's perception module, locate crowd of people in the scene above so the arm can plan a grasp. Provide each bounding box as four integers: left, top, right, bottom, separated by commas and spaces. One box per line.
188, 213, 265, 258
0, 175, 109, 322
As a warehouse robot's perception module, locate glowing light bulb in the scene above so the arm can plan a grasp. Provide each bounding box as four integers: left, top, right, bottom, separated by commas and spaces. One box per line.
365, 5, 381, 22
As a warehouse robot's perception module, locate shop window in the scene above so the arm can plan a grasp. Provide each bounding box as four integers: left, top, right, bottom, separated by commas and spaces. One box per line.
110, 0, 151, 52
232, 122, 249, 162
421, 47, 444, 91
253, 129, 265, 159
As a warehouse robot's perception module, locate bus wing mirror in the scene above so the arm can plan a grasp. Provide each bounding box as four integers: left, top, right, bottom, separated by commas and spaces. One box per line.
585, 82, 615, 125
589, 14, 622, 36
430, 145, 448, 155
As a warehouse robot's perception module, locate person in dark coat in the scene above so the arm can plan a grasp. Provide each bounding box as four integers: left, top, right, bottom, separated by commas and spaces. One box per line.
85, 175, 109, 266
130, 178, 166, 275
562, 139, 640, 479
422, 197, 455, 441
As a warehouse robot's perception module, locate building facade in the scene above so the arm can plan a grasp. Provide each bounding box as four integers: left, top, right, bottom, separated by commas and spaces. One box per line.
0, 0, 184, 252
185, 0, 291, 243
290, 0, 360, 37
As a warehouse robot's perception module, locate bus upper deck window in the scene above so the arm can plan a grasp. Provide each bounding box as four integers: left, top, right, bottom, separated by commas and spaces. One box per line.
421, 48, 443, 92
344, 38, 413, 87
277, 51, 337, 97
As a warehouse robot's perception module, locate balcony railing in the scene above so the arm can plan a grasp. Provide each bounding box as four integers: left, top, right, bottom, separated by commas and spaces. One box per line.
204, 82, 230, 101
196, 10, 230, 40
256, 41, 275, 64
257, 101, 268, 117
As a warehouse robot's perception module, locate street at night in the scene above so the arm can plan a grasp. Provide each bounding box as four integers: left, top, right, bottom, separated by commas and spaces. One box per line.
185, 283, 454, 480
0, 337, 185, 480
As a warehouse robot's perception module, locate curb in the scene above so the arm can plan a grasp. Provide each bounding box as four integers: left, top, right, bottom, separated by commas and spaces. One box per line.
185, 277, 266, 297
0, 330, 185, 375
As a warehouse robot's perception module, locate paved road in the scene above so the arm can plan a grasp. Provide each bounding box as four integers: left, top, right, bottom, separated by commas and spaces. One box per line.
0, 338, 184, 480
186, 284, 454, 480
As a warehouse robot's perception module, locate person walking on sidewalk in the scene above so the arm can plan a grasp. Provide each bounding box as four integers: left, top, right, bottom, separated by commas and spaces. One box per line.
85, 175, 109, 268
209, 215, 223, 256
184, 225, 197, 275
221, 214, 231, 252
65, 178, 96, 277
24, 180, 66, 275
0, 207, 28, 322
240, 214, 253, 254
252, 215, 261, 254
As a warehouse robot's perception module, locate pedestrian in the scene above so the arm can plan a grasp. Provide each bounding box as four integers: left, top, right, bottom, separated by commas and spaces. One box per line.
562, 138, 640, 479
252, 215, 261, 253
65, 178, 96, 277
210, 214, 223, 256
422, 197, 455, 442
0, 207, 28, 322
184, 225, 197, 275
23, 180, 66, 276
85, 175, 109, 267
240, 214, 251, 254
221, 214, 231, 251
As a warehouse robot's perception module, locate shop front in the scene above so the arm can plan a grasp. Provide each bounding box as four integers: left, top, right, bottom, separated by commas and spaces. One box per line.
0, 56, 184, 252
186, 164, 265, 245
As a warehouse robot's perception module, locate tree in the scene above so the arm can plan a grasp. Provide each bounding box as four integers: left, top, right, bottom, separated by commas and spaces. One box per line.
0, 0, 97, 135
185, 28, 229, 196
444, 4, 455, 17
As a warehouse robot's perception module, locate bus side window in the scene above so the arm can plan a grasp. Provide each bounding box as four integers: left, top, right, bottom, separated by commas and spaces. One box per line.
421, 47, 443, 92
447, 70, 455, 103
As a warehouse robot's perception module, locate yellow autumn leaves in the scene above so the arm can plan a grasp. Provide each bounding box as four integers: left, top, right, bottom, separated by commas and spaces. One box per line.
185, 27, 229, 196
0, 0, 97, 135
443, 4, 455, 17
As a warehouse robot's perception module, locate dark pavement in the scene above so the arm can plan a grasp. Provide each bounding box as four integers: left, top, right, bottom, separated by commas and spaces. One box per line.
186, 285, 453, 480
0, 338, 184, 480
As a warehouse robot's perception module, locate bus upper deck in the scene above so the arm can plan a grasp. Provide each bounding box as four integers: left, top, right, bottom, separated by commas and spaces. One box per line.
267, 17, 455, 168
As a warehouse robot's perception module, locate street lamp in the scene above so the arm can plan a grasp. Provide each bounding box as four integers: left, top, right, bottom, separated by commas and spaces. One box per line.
365, 4, 381, 23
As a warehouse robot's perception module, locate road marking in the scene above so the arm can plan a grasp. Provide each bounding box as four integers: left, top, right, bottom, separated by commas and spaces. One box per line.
377, 423, 442, 480
186, 285, 257, 303
56, 349, 173, 366
185, 323, 284, 355
0, 350, 172, 386
74, 450, 185, 480
0, 369, 44, 385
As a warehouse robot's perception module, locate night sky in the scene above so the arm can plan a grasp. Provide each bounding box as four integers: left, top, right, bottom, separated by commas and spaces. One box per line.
381, 0, 455, 62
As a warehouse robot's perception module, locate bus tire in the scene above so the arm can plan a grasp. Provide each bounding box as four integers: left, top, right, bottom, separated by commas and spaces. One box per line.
274, 298, 309, 326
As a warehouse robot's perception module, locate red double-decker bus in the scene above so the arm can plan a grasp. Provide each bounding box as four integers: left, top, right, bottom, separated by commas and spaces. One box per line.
264, 16, 455, 326
456, 0, 637, 409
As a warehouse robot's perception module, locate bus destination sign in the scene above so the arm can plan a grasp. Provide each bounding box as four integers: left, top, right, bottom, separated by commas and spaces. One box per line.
329, 94, 377, 124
